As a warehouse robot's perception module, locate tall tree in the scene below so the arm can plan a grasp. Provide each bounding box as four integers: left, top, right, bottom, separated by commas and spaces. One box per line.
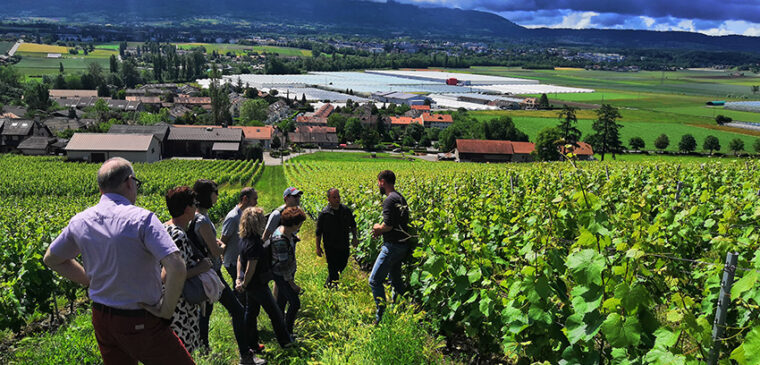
557, 105, 581, 146
678, 134, 697, 153
538, 93, 550, 110
483, 116, 528, 141
729, 138, 745, 155
654, 134, 670, 151
109, 55, 118, 74
209, 67, 231, 125
535, 127, 563, 161
24, 82, 51, 112
119, 59, 140, 88
703, 135, 721, 154
239, 99, 269, 123
589, 104, 623, 161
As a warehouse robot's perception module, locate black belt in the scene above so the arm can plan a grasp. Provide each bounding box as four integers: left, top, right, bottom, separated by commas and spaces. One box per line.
92, 302, 148, 317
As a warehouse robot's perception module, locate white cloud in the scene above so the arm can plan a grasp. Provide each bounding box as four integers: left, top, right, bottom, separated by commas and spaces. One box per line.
640, 16, 655, 27
555, 11, 599, 29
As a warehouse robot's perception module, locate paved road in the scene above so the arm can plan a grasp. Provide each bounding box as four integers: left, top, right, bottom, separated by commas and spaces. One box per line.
7, 40, 22, 56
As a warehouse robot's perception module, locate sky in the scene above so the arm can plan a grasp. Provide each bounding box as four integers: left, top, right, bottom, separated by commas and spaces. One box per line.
390, 0, 760, 36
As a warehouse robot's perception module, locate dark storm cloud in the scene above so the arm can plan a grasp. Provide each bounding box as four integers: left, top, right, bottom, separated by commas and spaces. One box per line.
398, 0, 760, 23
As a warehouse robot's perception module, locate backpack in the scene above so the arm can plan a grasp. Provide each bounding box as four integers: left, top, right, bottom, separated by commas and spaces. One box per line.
263, 205, 287, 229
257, 238, 274, 284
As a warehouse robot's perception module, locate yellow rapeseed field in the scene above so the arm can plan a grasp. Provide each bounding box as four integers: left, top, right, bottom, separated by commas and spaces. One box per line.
17, 43, 69, 54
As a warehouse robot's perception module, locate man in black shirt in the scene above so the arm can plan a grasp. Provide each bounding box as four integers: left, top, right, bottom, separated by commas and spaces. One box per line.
369, 170, 411, 324
316, 188, 358, 288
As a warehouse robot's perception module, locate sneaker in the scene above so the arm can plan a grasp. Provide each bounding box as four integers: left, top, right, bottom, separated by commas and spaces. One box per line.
239, 352, 266, 365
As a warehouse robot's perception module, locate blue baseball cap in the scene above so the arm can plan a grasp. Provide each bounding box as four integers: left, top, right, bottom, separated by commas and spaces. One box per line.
283, 187, 303, 198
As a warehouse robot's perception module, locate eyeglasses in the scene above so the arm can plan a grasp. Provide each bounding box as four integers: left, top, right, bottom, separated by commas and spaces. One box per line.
128, 175, 143, 190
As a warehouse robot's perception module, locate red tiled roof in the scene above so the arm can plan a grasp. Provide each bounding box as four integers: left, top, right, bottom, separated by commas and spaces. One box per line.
511, 141, 535, 154
390, 116, 423, 126
560, 142, 594, 156
456, 139, 513, 155
411, 105, 431, 111
314, 104, 334, 118
421, 113, 453, 123
456, 139, 536, 155
295, 126, 336, 134
229, 125, 274, 140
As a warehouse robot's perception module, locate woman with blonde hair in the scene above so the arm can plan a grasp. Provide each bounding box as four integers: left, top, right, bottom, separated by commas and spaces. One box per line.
236, 207, 294, 350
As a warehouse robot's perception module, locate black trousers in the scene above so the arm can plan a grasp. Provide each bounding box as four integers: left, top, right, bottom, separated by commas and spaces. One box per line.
324, 246, 350, 286
245, 282, 293, 347
198, 269, 248, 353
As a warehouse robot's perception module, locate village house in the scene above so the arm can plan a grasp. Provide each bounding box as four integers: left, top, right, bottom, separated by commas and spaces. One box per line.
229, 125, 274, 149
0, 119, 53, 153
17, 136, 57, 156
174, 96, 212, 110
559, 142, 595, 161
65, 133, 161, 163
167, 125, 243, 158
421, 113, 453, 129
265, 100, 291, 125
49, 89, 99, 99
389, 116, 423, 128
289, 126, 339, 148
108, 124, 171, 157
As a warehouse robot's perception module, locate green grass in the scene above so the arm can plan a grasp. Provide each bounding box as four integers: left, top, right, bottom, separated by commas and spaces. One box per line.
293, 151, 419, 163
471, 112, 760, 153
13, 57, 110, 78
174, 43, 312, 57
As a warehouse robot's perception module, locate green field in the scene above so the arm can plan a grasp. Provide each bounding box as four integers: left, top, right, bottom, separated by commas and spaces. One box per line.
458, 66, 760, 98
175, 43, 312, 57
472, 112, 760, 153
0, 41, 14, 55
13, 57, 110, 78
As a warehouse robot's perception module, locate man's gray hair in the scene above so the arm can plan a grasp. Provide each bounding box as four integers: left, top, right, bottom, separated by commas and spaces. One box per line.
327, 188, 339, 197
240, 187, 256, 201
97, 157, 134, 192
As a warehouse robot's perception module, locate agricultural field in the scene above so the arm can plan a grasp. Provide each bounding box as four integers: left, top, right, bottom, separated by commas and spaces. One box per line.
471, 113, 760, 153
0, 41, 14, 55
174, 42, 312, 57
285, 153, 760, 363
12, 42, 117, 78
0, 155, 262, 331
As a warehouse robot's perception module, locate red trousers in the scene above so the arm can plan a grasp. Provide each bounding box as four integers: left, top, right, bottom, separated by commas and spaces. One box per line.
92, 305, 195, 365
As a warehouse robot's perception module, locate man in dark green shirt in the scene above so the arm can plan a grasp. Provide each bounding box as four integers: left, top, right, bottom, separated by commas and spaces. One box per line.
316, 188, 358, 288
369, 170, 411, 324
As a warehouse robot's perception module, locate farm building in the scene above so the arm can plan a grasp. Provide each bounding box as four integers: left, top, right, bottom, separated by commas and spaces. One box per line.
167, 126, 243, 158
17, 136, 57, 155
229, 126, 274, 149
53, 97, 144, 112
455, 139, 535, 163
43, 117, 96, 135
371, 92, 429, 106
108, 124, 170, 157
174, 97, 212, 110
65, 133, 161, 163
1, 105, 26, 119
289, 126, 339, 148
1, 119, 53, 152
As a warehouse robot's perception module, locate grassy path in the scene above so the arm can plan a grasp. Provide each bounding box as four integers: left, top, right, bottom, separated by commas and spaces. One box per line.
7, 165, 450, 364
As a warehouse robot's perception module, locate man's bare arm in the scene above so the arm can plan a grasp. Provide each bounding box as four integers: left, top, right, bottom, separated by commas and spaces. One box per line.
43, 249, 90, 287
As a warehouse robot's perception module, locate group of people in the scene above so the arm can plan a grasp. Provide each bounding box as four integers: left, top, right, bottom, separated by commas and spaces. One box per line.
43, 157, 411, 365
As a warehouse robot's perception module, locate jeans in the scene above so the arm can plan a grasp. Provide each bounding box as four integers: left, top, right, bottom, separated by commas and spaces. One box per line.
225, 264, 246, 306
273, 275, 301, 334
199, 269, 249, 353
244, 282, 293, 347
368, 242, 409, 323
325, 246, 350, 287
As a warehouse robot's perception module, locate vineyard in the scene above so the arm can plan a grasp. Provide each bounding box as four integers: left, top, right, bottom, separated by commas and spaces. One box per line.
284, 156, 760, 363
0, 155, 263, 331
